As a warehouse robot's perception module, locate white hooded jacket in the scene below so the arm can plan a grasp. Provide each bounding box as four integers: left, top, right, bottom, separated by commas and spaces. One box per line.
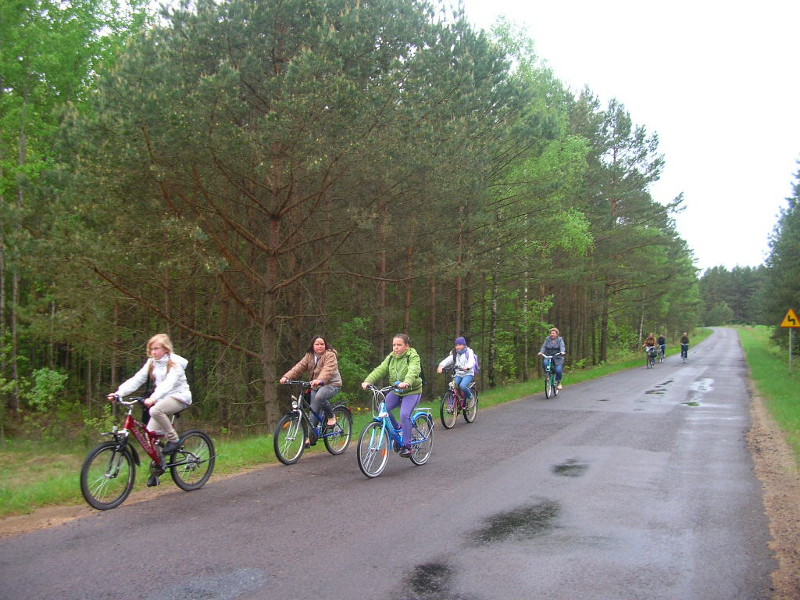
115, 353, 192, 405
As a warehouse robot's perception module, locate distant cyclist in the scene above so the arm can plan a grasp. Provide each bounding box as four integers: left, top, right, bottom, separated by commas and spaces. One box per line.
657, 333, 666, 359
436, 336, 477, 407
538, 327, 566, 390
643, 333, 658, 363
680, 332, 690, 360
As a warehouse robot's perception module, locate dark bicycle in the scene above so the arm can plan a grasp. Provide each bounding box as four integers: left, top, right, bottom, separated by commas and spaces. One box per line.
273, 380, 353, 465
645, 346, 658, 368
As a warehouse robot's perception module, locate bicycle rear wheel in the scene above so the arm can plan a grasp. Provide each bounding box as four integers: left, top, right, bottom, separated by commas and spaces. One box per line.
80, 441, 136, 510
553, 379, 560, 397
169, 430, 215, 491
274, 412, 306, 465
463, 389, 478, 423
357, 421, 389, 478
410, 413, 434, 466
440, 391, 457, 429
323, 405, 353, 455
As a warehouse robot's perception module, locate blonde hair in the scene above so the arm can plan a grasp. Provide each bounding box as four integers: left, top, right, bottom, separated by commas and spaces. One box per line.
147, 333, 174, 356
549, 328, 560, 336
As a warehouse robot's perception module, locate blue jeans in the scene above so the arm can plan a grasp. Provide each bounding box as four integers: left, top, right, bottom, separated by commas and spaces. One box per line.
385, 391, 421, 449
544, 359, 563, 383
454, 374, 474, 399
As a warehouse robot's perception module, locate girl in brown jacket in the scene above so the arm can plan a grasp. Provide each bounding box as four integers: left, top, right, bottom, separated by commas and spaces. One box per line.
280, 335, 343, 445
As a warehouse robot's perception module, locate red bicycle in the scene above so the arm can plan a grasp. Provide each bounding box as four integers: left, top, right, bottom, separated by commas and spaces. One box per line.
80, 395, 215, 510
439, 368, 478, 429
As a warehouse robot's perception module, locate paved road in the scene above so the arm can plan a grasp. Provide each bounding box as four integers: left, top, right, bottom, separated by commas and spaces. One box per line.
0, 328, 776, 599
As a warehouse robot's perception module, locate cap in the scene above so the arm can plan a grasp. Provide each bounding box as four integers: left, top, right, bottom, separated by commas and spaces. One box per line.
455, 337, 467, 346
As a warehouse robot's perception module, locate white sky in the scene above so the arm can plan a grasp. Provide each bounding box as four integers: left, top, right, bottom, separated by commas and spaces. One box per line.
461, 0, 800, 273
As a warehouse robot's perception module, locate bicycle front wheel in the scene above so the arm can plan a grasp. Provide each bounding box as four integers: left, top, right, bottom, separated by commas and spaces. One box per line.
357, 421, 389, 478
169, 430, 215, 491
324, 405, 353, 455
440, 391, 457, 429
80, 441, 136, 510
410, 413, 434, 466
463, 389, 478, 423
544, 375, 553, 398
274, 412, 306, 465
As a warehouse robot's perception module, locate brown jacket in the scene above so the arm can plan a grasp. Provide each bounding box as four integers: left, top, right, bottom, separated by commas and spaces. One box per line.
282, 349, 342, 386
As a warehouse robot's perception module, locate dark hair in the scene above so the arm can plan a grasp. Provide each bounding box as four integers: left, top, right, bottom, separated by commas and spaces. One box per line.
393, 333, 411, 346
306, 335, 332, 353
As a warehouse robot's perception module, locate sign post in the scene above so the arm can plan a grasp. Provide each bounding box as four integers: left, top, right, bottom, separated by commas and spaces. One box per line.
780, 308, 800, 372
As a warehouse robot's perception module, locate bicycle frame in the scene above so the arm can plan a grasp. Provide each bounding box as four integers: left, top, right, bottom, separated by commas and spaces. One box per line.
372, 386, 433, 451
282, 380, 338, 441
106, 397, 201, 471
543, 357, 557, 383
107, 397, 163, 467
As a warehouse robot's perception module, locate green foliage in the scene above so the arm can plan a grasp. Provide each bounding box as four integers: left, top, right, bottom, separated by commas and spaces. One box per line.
331, 317, 374, 404
81, 404, 117, 444
705, 301, 735, 326
699, 265, 768, 325
22, 368, 69, 412
3, 0, 703, 433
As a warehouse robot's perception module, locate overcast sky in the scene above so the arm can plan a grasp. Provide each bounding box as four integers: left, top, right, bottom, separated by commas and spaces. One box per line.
461, 0, 800, 273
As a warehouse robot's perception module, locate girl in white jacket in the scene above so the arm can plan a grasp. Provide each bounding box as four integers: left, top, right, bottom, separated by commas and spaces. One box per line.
436, 336, 477, 404
110, 333, 191, 459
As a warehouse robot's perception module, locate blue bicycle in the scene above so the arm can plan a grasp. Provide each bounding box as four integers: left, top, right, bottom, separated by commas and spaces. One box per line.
357, 384, 434, 478
273, 380, 353, 465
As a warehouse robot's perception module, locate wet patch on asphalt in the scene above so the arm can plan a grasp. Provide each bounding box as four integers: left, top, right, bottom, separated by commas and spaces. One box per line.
551, 458, 589, 477
147, 567, 268, 600
396, 562, 477, 600
644, 379, 673, 395
468, 499, 561, 544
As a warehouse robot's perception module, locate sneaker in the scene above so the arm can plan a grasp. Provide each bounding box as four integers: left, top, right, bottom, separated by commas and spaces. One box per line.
399, 446, 414, 458
162, 439, 181, 454
556, 383, 563, 390
147, 473, 160, 487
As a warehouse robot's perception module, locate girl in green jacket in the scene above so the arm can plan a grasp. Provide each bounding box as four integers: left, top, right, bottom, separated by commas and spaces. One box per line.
362, 333, 423, 457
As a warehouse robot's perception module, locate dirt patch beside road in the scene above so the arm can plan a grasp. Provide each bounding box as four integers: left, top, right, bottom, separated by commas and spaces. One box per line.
748, 393, 800, 600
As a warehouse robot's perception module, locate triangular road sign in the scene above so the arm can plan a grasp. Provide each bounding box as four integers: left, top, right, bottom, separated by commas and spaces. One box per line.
781, 308, 800, 328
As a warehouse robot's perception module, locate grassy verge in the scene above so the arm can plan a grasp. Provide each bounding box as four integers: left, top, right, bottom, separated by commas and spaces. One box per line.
737, 325, 800, 458
4, 325, 794, 519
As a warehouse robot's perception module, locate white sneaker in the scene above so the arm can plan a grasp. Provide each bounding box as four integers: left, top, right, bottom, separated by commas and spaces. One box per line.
557, 383, 563, 390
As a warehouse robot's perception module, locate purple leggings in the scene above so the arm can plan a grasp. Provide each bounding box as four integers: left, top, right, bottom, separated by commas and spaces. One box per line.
384, 391, 421, 448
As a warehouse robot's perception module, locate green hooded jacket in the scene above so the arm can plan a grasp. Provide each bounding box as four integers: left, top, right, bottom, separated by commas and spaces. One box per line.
365, 347, 423, 396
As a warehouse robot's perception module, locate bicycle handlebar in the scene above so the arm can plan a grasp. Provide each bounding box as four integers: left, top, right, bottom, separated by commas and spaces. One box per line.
108, 394, 147, 407
280, 380, 312, 388
365, 384, 396, 394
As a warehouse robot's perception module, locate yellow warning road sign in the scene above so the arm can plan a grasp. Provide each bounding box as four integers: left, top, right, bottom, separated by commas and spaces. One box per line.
781, 308, 800, 328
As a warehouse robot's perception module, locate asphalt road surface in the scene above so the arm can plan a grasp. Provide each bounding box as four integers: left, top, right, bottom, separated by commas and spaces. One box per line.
0, 327, 776, 600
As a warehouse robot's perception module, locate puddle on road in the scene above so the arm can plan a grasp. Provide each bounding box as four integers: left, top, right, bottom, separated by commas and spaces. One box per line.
401, 562, 455, 600
683, 377, 713, 407
147, 568, 268, 600
551, 458, 588, 477
645, 379, 673, 395
469, 500, 560, 545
